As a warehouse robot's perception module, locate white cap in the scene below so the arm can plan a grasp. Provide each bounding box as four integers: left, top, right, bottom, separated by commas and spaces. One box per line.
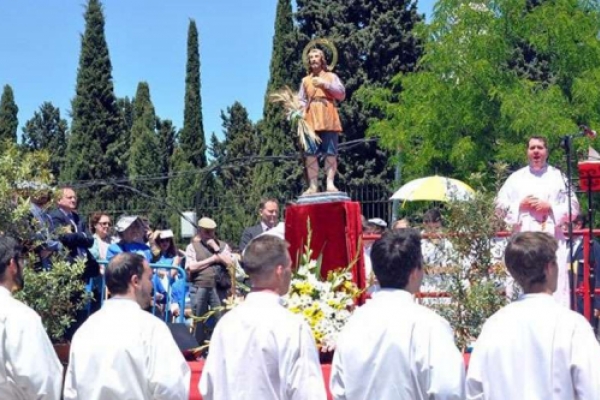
157, 229, 174, 239
116, 216, 141, 233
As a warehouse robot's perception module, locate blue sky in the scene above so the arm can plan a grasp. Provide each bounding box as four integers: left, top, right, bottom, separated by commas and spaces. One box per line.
0, 0, 435, 142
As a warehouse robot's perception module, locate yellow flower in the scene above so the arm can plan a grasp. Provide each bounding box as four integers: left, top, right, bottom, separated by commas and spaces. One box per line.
294, 281, 314, 296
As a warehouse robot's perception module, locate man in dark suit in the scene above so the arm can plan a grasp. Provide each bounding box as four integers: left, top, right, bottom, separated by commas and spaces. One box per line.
239, 198, 279, 251
49, 187, 101, 338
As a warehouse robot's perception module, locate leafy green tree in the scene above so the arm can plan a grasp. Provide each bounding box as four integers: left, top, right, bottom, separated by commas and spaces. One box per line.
295, 0, 423, 186
21, 102, 68, 180
252, 0, 305, 201
62, 0, 124, 206
366, 0, 600, 186
0, 84, 18, 144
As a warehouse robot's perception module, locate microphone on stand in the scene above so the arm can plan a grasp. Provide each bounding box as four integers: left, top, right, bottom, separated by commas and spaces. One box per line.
579, 125, 597, 139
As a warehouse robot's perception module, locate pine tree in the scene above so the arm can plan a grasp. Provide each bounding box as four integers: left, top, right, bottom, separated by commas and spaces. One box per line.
252, 0, 305, 202
218, 102, 259, 189
0, 85, 18, 144
295, 0, 423, 186
180, 20, 207, 169
208, 103, 262, 243
21, 102, 68, 180
62, 0, 124, 207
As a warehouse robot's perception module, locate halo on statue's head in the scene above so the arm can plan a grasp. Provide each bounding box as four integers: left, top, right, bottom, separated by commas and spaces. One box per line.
302, 38, 338, 72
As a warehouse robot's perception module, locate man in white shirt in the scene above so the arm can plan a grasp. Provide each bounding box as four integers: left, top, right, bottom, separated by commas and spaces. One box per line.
0, 236, 63, 400
64, 253, 190, 399
200, 235, 327, 400
330, 229, 465, 400
496, 136, 579, 307
466, 232, 600, 399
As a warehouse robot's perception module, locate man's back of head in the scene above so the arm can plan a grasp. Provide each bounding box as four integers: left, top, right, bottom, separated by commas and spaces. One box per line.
371, 229, 423, 293
243, 235, 291, 296
0, 236, 21, 290
505, 232, 558, 294
105, 253, 151, 308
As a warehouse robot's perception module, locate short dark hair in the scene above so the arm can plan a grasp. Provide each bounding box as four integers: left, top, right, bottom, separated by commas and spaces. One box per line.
371, 229, 422, 289
423, 208, 442, 224
243, 236, 289, 278
105, 253, 146, 295
505, 232, 557, 288
0, 236, 20, 278
259, 198, 279, 210
528, 136, 548, 148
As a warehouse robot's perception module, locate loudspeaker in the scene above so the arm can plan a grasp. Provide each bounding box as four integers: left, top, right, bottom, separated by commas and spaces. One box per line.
167, 323, 198, 359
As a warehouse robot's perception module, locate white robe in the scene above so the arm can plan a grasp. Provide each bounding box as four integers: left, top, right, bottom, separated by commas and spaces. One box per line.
0, 286, 63, 400
496, 164, 579, 307
330, 289, 465, 400
466, 293, 600, 399
200, 291, 327, 400
63, 298, 190, 400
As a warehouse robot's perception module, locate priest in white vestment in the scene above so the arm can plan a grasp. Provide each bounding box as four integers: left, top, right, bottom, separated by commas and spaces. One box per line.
330, 229, 465, 400
496, 136, 579, 307
63, 253, 190, 400
466, 232, 600, 400
0, 236, 63, 400
200, 235, 327, 400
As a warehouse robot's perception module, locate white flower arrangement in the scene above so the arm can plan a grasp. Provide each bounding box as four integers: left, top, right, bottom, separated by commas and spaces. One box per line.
283, 229, 362, 350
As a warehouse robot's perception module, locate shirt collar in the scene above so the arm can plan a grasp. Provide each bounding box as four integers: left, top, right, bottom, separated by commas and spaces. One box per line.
260, 222, 271, 232
246, 291, 285, 306
518, 293, 554, 302
104, 297, 142, 309
371, 288, 415, 302
528, 164, 548, 176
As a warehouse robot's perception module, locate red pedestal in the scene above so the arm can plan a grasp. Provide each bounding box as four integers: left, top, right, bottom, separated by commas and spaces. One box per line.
285, 201, 365, 291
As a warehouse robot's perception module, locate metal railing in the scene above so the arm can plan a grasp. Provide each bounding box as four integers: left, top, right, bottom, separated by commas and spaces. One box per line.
91, 261, 186, 324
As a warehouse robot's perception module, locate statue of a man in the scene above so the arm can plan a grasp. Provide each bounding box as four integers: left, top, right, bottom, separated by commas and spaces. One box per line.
298, 48, 346, 195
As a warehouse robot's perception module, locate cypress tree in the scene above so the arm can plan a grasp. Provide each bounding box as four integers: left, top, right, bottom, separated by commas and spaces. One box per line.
169, 19, 210, 226
21, 102, 68, 180
252, 0, 305, 202
156, 117, 177, 196
128, 82, 164, 223
180, 20, 207, 169
0, 85, 18, 144
62, 0, 124, 206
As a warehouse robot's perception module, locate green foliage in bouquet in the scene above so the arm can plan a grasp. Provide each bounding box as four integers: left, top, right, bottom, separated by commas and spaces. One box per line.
15, 256, 92, 343
426, 164, 511, 350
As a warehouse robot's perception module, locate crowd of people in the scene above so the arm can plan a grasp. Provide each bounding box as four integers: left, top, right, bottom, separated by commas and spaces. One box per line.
2, 135, 600, 399
3, 228, 600, 399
